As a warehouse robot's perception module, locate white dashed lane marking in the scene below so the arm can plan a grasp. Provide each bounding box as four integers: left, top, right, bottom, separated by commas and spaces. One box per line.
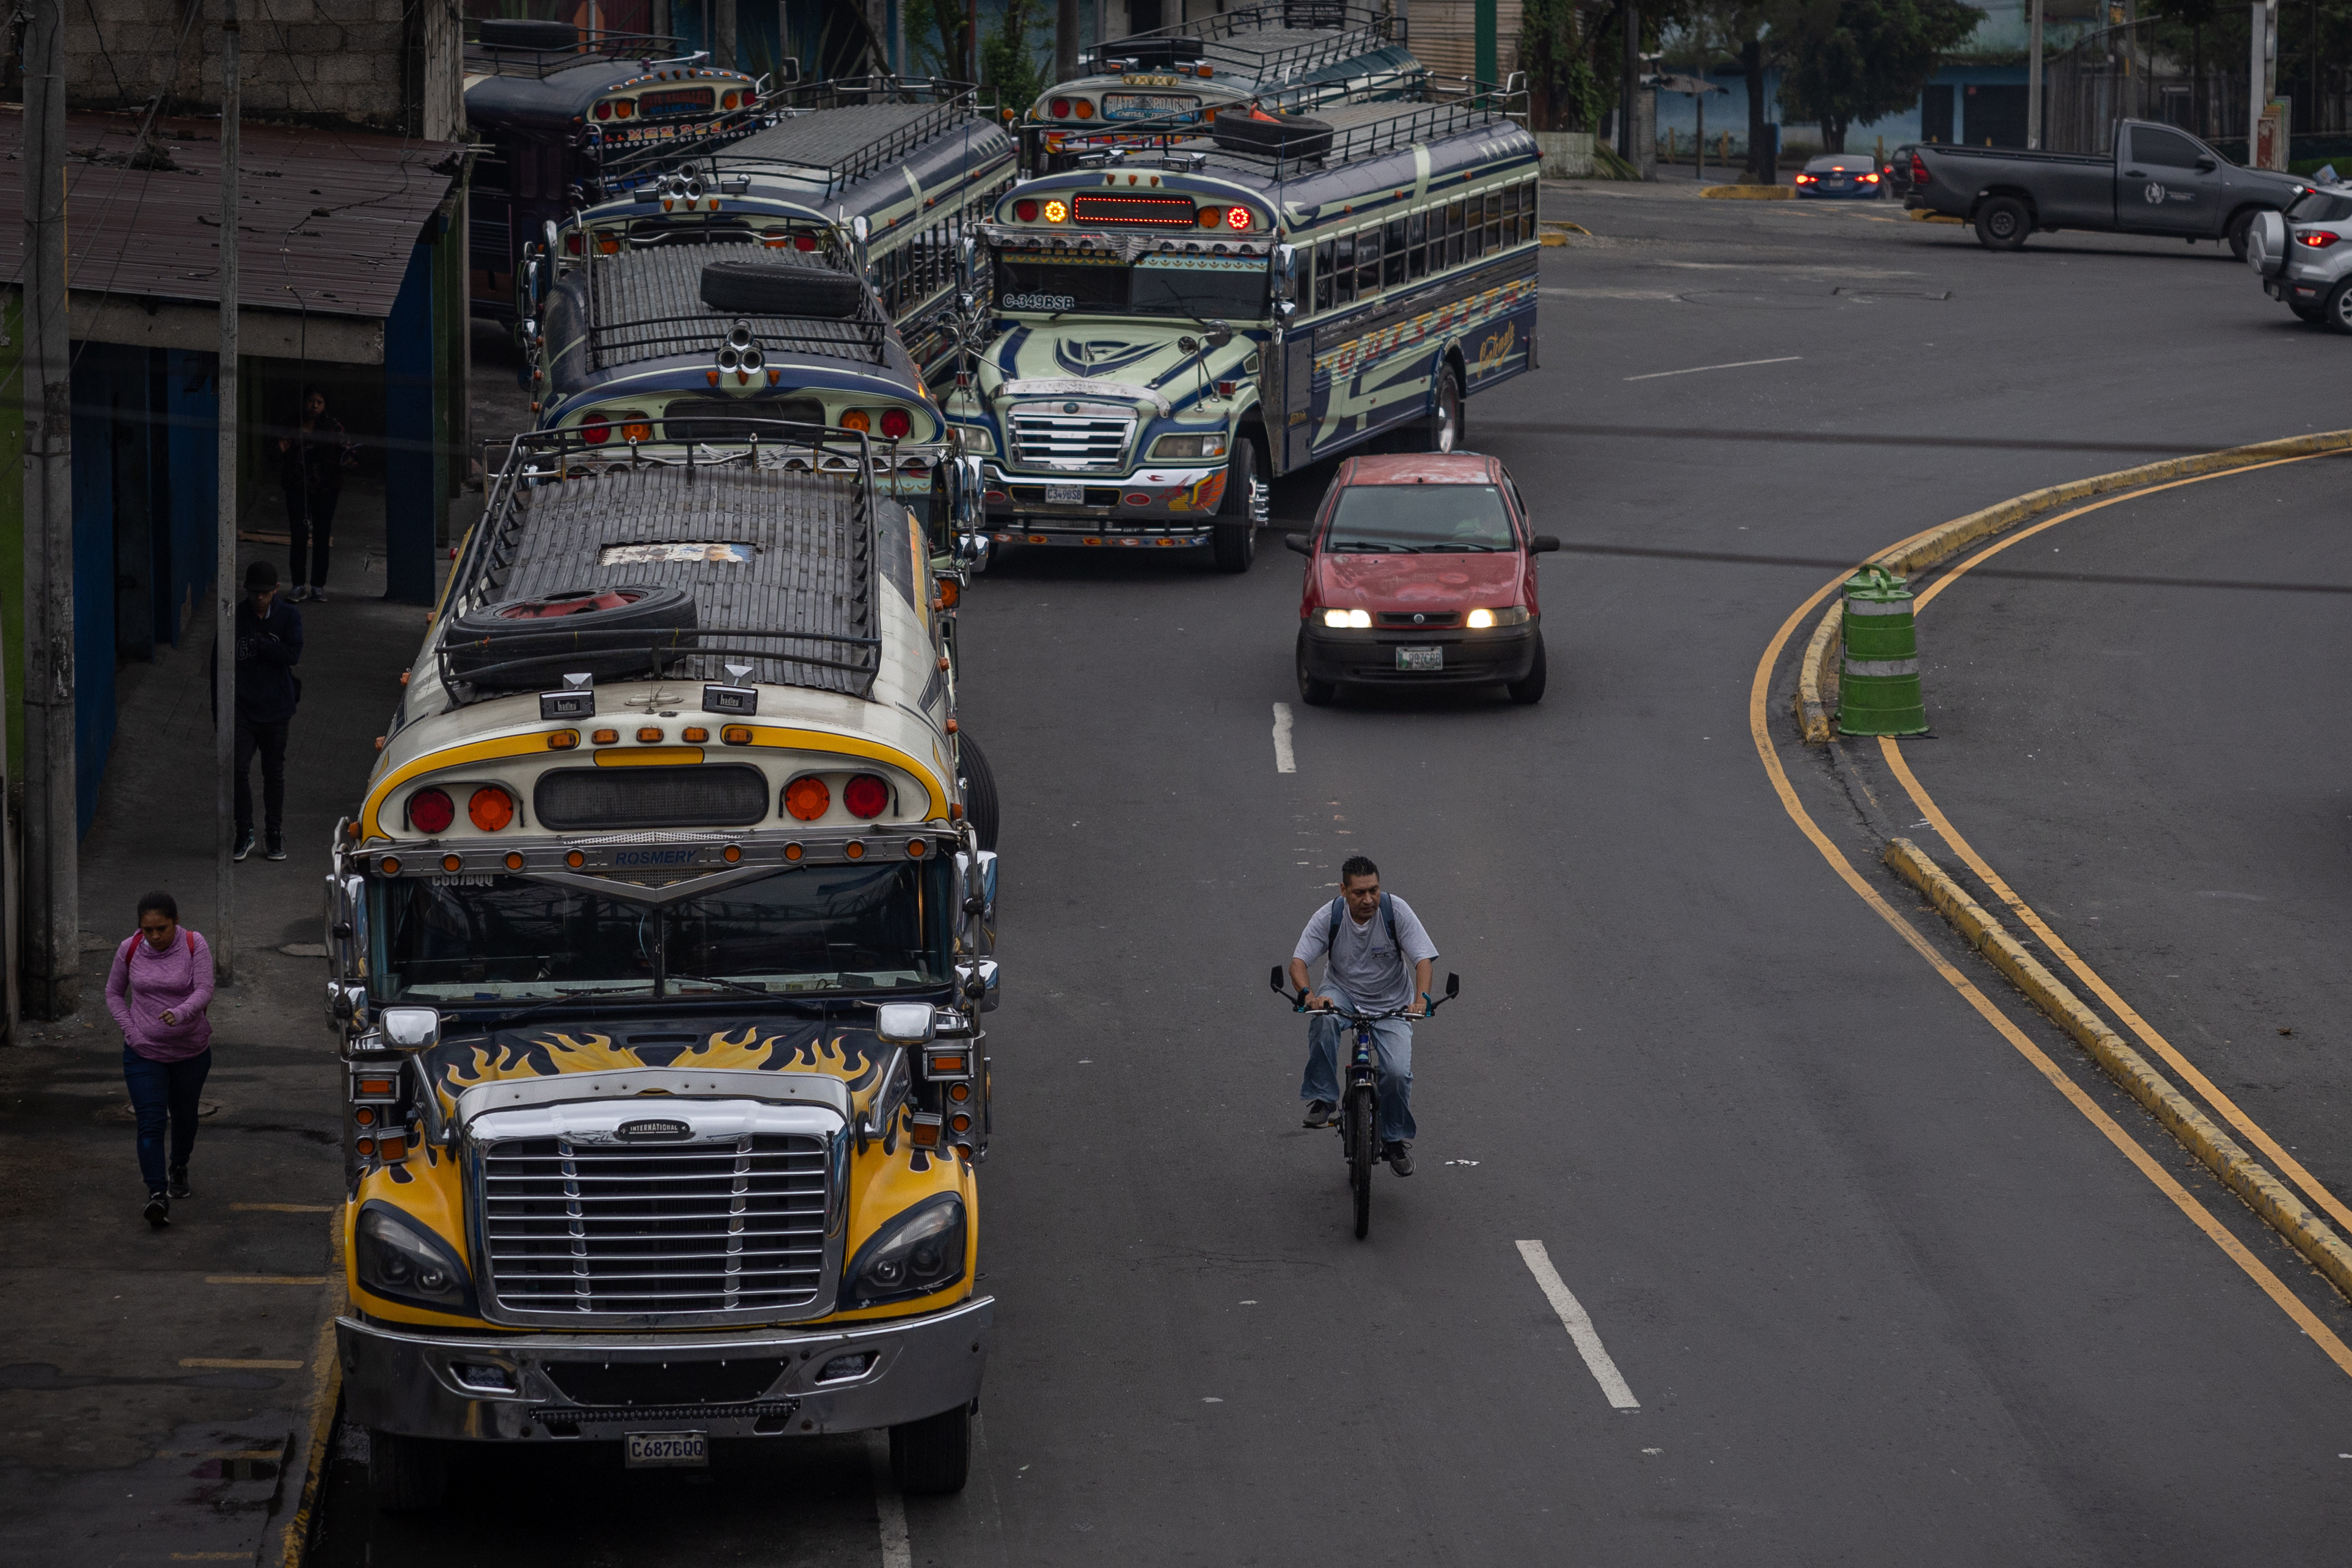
1271, 702, 1297, 774
1515, 1240, 1641, 1410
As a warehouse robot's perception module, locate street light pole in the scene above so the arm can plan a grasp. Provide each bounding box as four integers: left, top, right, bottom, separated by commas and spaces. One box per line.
217, 0, 241, 985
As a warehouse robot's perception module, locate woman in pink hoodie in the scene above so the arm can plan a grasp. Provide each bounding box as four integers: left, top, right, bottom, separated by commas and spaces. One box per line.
106, 892, 215, 1228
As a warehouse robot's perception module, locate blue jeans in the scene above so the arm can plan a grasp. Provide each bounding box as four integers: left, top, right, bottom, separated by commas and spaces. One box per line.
1299, 983, 1416, 1145
123, 1046, 211, 1191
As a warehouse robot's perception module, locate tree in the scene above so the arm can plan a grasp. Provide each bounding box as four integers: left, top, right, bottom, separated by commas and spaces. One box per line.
1777, 0, 1982, 152
979, 0, 1055, 114
1525, 0, 1607, 131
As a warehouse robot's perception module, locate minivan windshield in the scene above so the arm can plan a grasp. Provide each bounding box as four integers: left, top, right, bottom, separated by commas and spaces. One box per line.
1325, 483, 1517, 553
375, 863, 949, 1008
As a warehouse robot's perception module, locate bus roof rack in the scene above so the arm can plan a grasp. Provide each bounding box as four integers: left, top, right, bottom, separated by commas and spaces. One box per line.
698, 80, 995, 194
463, 21, 697, 79
574, 241, 891, 372
1090, 83, 1530, 178
1091, 3, 1396, 79
437, 419, 889, 706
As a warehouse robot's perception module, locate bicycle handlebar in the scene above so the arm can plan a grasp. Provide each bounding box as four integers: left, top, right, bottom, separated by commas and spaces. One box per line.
1267, 963, 1460, 1019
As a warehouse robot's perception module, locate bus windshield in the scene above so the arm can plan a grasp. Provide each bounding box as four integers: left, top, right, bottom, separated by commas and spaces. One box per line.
996, 253, 1268, 320
374, 862, 951, 1006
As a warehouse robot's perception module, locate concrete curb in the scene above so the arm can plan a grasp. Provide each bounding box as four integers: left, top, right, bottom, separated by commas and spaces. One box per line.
1702, 184, 1792, 200
1793, 428, 2352, 741
1909, 210, 1966, 224
269, 1210, 350, 1567
1885, 838, 2352, 1305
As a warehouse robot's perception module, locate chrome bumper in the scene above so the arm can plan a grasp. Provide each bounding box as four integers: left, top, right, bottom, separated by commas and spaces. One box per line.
337, 1294, 992, 1442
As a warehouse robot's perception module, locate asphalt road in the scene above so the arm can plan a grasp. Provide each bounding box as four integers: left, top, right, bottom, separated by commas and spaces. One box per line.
315, 184, 2352, 1564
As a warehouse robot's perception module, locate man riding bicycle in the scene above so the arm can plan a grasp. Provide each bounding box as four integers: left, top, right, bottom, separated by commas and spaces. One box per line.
1289, 855, 1439, 1177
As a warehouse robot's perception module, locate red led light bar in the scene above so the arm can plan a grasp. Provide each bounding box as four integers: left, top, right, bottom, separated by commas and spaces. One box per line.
1073, 192, 1200, 227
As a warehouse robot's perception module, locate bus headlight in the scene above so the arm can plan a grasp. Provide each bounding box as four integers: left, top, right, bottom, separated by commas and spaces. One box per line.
354, 1203, 476, 1314
843, 1194, 966, 1308
1149, 431, 1228, 460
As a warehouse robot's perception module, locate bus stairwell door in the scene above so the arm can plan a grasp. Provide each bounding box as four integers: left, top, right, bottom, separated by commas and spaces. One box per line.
1262, 332, 1316, 476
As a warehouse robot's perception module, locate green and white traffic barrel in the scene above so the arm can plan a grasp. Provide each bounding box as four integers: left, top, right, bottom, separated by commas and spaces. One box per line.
1837, 565, 1927, 737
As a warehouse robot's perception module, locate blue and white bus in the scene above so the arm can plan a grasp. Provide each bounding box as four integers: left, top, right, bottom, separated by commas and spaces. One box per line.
947, 90, 1538, 571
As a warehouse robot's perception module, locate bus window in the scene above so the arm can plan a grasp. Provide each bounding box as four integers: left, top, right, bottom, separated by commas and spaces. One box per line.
1383, 219, 1407, 288
1354, 229, 1379, 299
1505, 184, 1523, 246
1314, 238, 1335, 311
1486, 191, 1504, 251
1407, 210, 1428, 281
1445, 200, 1465, 269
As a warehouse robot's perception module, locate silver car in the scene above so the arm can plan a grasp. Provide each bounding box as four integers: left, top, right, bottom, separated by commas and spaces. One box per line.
2248, 183, 2352, 330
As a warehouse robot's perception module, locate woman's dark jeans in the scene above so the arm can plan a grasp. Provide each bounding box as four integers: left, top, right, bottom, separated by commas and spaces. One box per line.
122, 1046, 211, 1190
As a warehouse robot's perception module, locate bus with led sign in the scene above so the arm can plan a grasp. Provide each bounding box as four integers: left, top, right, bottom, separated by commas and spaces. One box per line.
464, 16, 783, 328
545, 78, 1017, 378
1020, 3, 1423, 174
949, 86, 1539, 572
325, 417, 1004, 1509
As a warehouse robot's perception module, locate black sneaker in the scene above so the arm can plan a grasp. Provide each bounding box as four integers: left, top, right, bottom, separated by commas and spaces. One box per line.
144, 1191, 171, 1228
232, 829, 255, 862
1385, 1141, 1415, 1178
167, 1165, 191, 1200
1302, 1099, 1338, 1129
265, 835, 287, 862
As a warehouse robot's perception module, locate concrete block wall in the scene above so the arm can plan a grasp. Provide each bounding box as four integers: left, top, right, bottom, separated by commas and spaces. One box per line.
63, 0, 461, 138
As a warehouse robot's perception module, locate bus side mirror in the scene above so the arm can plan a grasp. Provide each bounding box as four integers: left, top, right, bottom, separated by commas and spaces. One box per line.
1272, 243, 1298, 306
956, 233, 978, 290
1203, 320, 1234, 350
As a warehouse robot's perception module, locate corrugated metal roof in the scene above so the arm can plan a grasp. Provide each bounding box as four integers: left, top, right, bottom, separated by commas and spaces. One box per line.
0, 106, 463, 322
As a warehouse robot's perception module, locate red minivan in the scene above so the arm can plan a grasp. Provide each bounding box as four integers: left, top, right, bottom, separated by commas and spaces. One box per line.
1284, 453, 1557, 705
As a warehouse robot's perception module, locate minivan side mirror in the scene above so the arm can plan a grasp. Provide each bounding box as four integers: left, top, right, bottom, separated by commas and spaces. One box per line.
1282, 532, 1313, 555
1530, 535, 1561, 553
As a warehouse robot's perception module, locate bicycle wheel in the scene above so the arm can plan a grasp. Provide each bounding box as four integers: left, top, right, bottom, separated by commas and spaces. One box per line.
1347, 1083, 1376, 1239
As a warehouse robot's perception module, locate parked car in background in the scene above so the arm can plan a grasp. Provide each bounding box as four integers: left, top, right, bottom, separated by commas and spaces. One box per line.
1906, 119, 2307, 255
1794, 151, 1886, 199
1284, 452, 1556, 706
2245, 181, 2352, 329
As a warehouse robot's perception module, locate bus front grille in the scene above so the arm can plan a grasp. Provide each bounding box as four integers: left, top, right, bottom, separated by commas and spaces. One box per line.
1007, 409, 1136, 471
481, 1133, 830, 1317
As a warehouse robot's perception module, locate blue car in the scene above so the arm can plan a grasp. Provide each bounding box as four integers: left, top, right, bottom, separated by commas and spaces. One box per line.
1794, 151, 1886, 199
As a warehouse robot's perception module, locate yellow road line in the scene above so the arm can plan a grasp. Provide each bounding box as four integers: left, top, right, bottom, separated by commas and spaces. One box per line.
1880, 736, 2352, 1236
158, 1449, 284, 1460
206, 1275, 329, 1286
231, 1203, 338, 1213
1749, 569, 2352, 1381
180, 1358, 305, 1370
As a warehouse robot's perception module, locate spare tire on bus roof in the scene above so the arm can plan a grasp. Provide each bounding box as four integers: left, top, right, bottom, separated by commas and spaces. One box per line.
444, 584, 698, 692
1210, 108, 1335, 161
698, 258, 865, 320
478, 18, 580, 48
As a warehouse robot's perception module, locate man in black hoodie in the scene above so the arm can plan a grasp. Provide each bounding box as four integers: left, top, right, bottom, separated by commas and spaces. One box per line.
226, 560, 304, 862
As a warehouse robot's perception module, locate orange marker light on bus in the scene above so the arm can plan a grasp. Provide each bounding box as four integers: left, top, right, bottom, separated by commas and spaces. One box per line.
469, 786, 515, 831
784, 777, 830, 821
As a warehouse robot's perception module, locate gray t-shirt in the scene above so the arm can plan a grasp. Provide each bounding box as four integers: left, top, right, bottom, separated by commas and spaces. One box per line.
1292, 895, 1439, 1014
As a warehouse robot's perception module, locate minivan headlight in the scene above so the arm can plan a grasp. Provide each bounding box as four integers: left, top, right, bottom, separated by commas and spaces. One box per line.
843, 1194, 967, 1308
1149, 431, 1228, 460
354, 1201, 476, 1314
1466, 607, 1530, 629
1322, 608, 1371, 629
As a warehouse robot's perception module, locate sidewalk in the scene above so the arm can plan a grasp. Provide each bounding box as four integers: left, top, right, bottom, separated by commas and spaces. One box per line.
0, 479, 434, 1566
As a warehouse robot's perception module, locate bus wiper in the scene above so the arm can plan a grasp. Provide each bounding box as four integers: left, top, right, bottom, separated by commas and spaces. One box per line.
483, 982, 662, 1021
664, 973, 775, 1000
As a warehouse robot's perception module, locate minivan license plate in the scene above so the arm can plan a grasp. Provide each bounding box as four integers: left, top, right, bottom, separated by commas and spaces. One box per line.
1397, 647, 1442, 672
626, 1431, 708, 1468
1044, 484, 1085, 505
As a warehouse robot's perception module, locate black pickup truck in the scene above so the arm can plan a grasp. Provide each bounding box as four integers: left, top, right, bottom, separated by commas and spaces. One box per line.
1907, 119, 2308, 257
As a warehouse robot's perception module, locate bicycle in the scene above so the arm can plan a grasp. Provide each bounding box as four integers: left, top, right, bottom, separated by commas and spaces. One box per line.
1270, 965, 1459, 1239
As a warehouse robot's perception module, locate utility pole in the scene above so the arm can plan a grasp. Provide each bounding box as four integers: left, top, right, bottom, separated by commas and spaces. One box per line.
216, 0, 241, 985
1057, 0, 1079, 82
1621, 1, 1640, 163
2251, 1, 2273, 161
2027, 0, 2043, 149
21, 0, 77, 1022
